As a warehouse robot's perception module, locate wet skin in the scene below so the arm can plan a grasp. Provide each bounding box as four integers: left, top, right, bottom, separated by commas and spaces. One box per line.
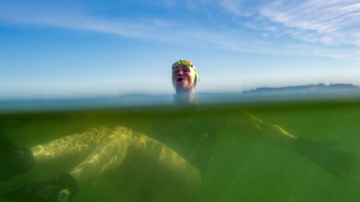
172, 65, 196, 93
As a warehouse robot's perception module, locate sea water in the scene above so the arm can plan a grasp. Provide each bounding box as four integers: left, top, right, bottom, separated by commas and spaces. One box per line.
0, 93, 359, 202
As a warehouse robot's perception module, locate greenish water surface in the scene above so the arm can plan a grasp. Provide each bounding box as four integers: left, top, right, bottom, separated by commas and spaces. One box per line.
0, 99, 359, 202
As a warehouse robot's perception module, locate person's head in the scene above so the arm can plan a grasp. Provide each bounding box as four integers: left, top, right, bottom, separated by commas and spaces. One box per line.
172, 60, 200, 94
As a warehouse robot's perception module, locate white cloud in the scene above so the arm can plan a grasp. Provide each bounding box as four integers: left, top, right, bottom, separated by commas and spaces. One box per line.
0, 0, 359, 62
259, 0, 360, 46
215, 0, 360, 61
159, 0, 176, 9
0, 2, 179, 41
220, 0, 242, 15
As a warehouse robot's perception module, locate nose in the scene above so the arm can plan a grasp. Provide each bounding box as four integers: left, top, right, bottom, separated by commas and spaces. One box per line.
177, 71, 183, 76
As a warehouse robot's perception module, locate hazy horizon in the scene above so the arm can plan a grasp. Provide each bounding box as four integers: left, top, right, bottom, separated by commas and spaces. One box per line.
1, 82, 359, 102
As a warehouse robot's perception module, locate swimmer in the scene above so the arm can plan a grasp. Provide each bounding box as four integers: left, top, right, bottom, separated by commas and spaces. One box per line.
0, 60, 356, 202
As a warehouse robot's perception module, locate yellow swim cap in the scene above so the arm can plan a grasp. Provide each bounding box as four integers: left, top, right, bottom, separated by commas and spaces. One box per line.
172, 60, 200, 83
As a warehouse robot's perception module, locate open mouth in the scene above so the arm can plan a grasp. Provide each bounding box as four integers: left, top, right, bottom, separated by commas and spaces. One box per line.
177, 78, 184, 82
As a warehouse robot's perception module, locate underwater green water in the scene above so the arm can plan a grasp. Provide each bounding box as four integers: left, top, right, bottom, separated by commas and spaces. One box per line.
0, 99, 359, 202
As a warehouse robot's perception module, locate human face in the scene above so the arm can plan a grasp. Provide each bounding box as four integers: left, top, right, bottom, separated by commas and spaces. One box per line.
172, 64, 196, 93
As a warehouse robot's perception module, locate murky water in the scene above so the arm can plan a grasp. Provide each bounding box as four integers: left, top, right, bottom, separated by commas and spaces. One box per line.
0, 96, 359, 202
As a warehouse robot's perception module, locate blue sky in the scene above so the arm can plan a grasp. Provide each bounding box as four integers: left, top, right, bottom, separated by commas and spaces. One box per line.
0, 0, 359, 100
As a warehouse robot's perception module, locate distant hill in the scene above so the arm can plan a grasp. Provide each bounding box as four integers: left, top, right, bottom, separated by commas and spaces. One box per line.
243, 84, 360, 94
195, 83, 360, 104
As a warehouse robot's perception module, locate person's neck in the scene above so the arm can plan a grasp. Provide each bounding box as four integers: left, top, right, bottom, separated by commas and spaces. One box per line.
174, 88, 196, 105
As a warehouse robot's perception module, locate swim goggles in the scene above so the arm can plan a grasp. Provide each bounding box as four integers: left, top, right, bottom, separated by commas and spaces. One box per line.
172, 60, 200, 83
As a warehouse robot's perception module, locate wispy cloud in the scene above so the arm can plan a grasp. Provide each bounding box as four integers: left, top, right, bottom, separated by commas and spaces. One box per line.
220, 0, 243, 15
0, 0, 359, 61
219, 0, 360, 46
259, 0, 360, 46
0, 2, 169, 40
154, 0, 177, 9
216, 0, 360, 60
